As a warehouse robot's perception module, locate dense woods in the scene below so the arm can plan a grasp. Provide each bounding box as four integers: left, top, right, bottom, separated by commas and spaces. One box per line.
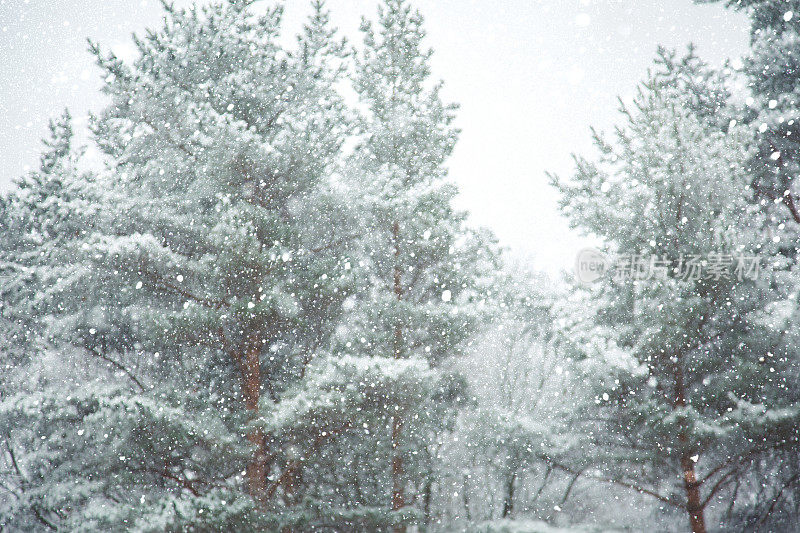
2, 0, 800, 531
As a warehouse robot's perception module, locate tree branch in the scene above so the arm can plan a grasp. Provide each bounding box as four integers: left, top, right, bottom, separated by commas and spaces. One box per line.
758, 473, 800, 530
782, 194, 800, 224
546, 459, 684, 509
265, 422, 353, 500
86, 347, 146, 392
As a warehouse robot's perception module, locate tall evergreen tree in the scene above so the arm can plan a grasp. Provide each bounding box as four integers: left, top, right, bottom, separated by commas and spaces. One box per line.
0, 1, 500, 530
0, 110, 101, 531
698, 0, 800, 223
698, 1, 800, 525
551, 55, 800, 533
339, 0, 497, 528
3, 1, 357, 530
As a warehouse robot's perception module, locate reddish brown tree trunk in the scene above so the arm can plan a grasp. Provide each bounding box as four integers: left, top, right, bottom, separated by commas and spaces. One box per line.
242, 339, 268, 505
673, 358, 707, 533
681, 452, 706, 533
391, 220, 406, 533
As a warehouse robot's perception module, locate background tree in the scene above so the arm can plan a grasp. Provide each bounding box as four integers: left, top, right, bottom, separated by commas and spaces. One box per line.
434, 271, 595, 529
338, 0, 498, 529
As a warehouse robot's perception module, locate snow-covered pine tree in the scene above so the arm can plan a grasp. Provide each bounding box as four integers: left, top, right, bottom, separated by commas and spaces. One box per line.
0, 110, 83, 387
0, 1, 360, 529
693, 2, 800, 525
648, 45, 732, 128
697, 0, 800, 222
0, 110, 101, 531
551, 54, 800, 533
342, 0, 497, 528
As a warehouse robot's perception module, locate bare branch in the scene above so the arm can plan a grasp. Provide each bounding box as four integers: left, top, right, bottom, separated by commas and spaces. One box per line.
86, 347, 146, 392
546, 459, 684, 509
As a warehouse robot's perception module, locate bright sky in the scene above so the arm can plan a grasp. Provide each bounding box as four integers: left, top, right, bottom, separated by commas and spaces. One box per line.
0, 0, 750, 274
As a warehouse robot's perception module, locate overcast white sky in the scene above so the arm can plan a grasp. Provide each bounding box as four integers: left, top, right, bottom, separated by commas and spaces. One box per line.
0, 0, 750, 274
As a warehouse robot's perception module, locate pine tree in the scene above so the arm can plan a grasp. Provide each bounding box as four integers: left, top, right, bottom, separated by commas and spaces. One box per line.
337, 0, 497, 528
551, 53, 800, 533
0, 1, 359, 529
0, 2, 500, 530
698, 0, 800, 222
90, 0, 355, 516
696, 2, 800, 525
0, 111, 140, 531
0, 110, 93, 357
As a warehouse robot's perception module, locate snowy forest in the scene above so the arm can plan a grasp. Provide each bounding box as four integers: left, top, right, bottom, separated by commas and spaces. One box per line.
2, 0, 800, 531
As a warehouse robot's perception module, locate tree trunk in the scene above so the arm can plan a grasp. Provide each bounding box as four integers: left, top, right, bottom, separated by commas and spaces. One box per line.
423, 477, 433, 526
502, 472, 516, 518
280, 466, 302, 533
242, 339, 268, 505
462, 474, 471, 522
681, 452, 706, 533
391, 220, 406, 533
391, 413, 405, 531
673, 358, 706, 533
